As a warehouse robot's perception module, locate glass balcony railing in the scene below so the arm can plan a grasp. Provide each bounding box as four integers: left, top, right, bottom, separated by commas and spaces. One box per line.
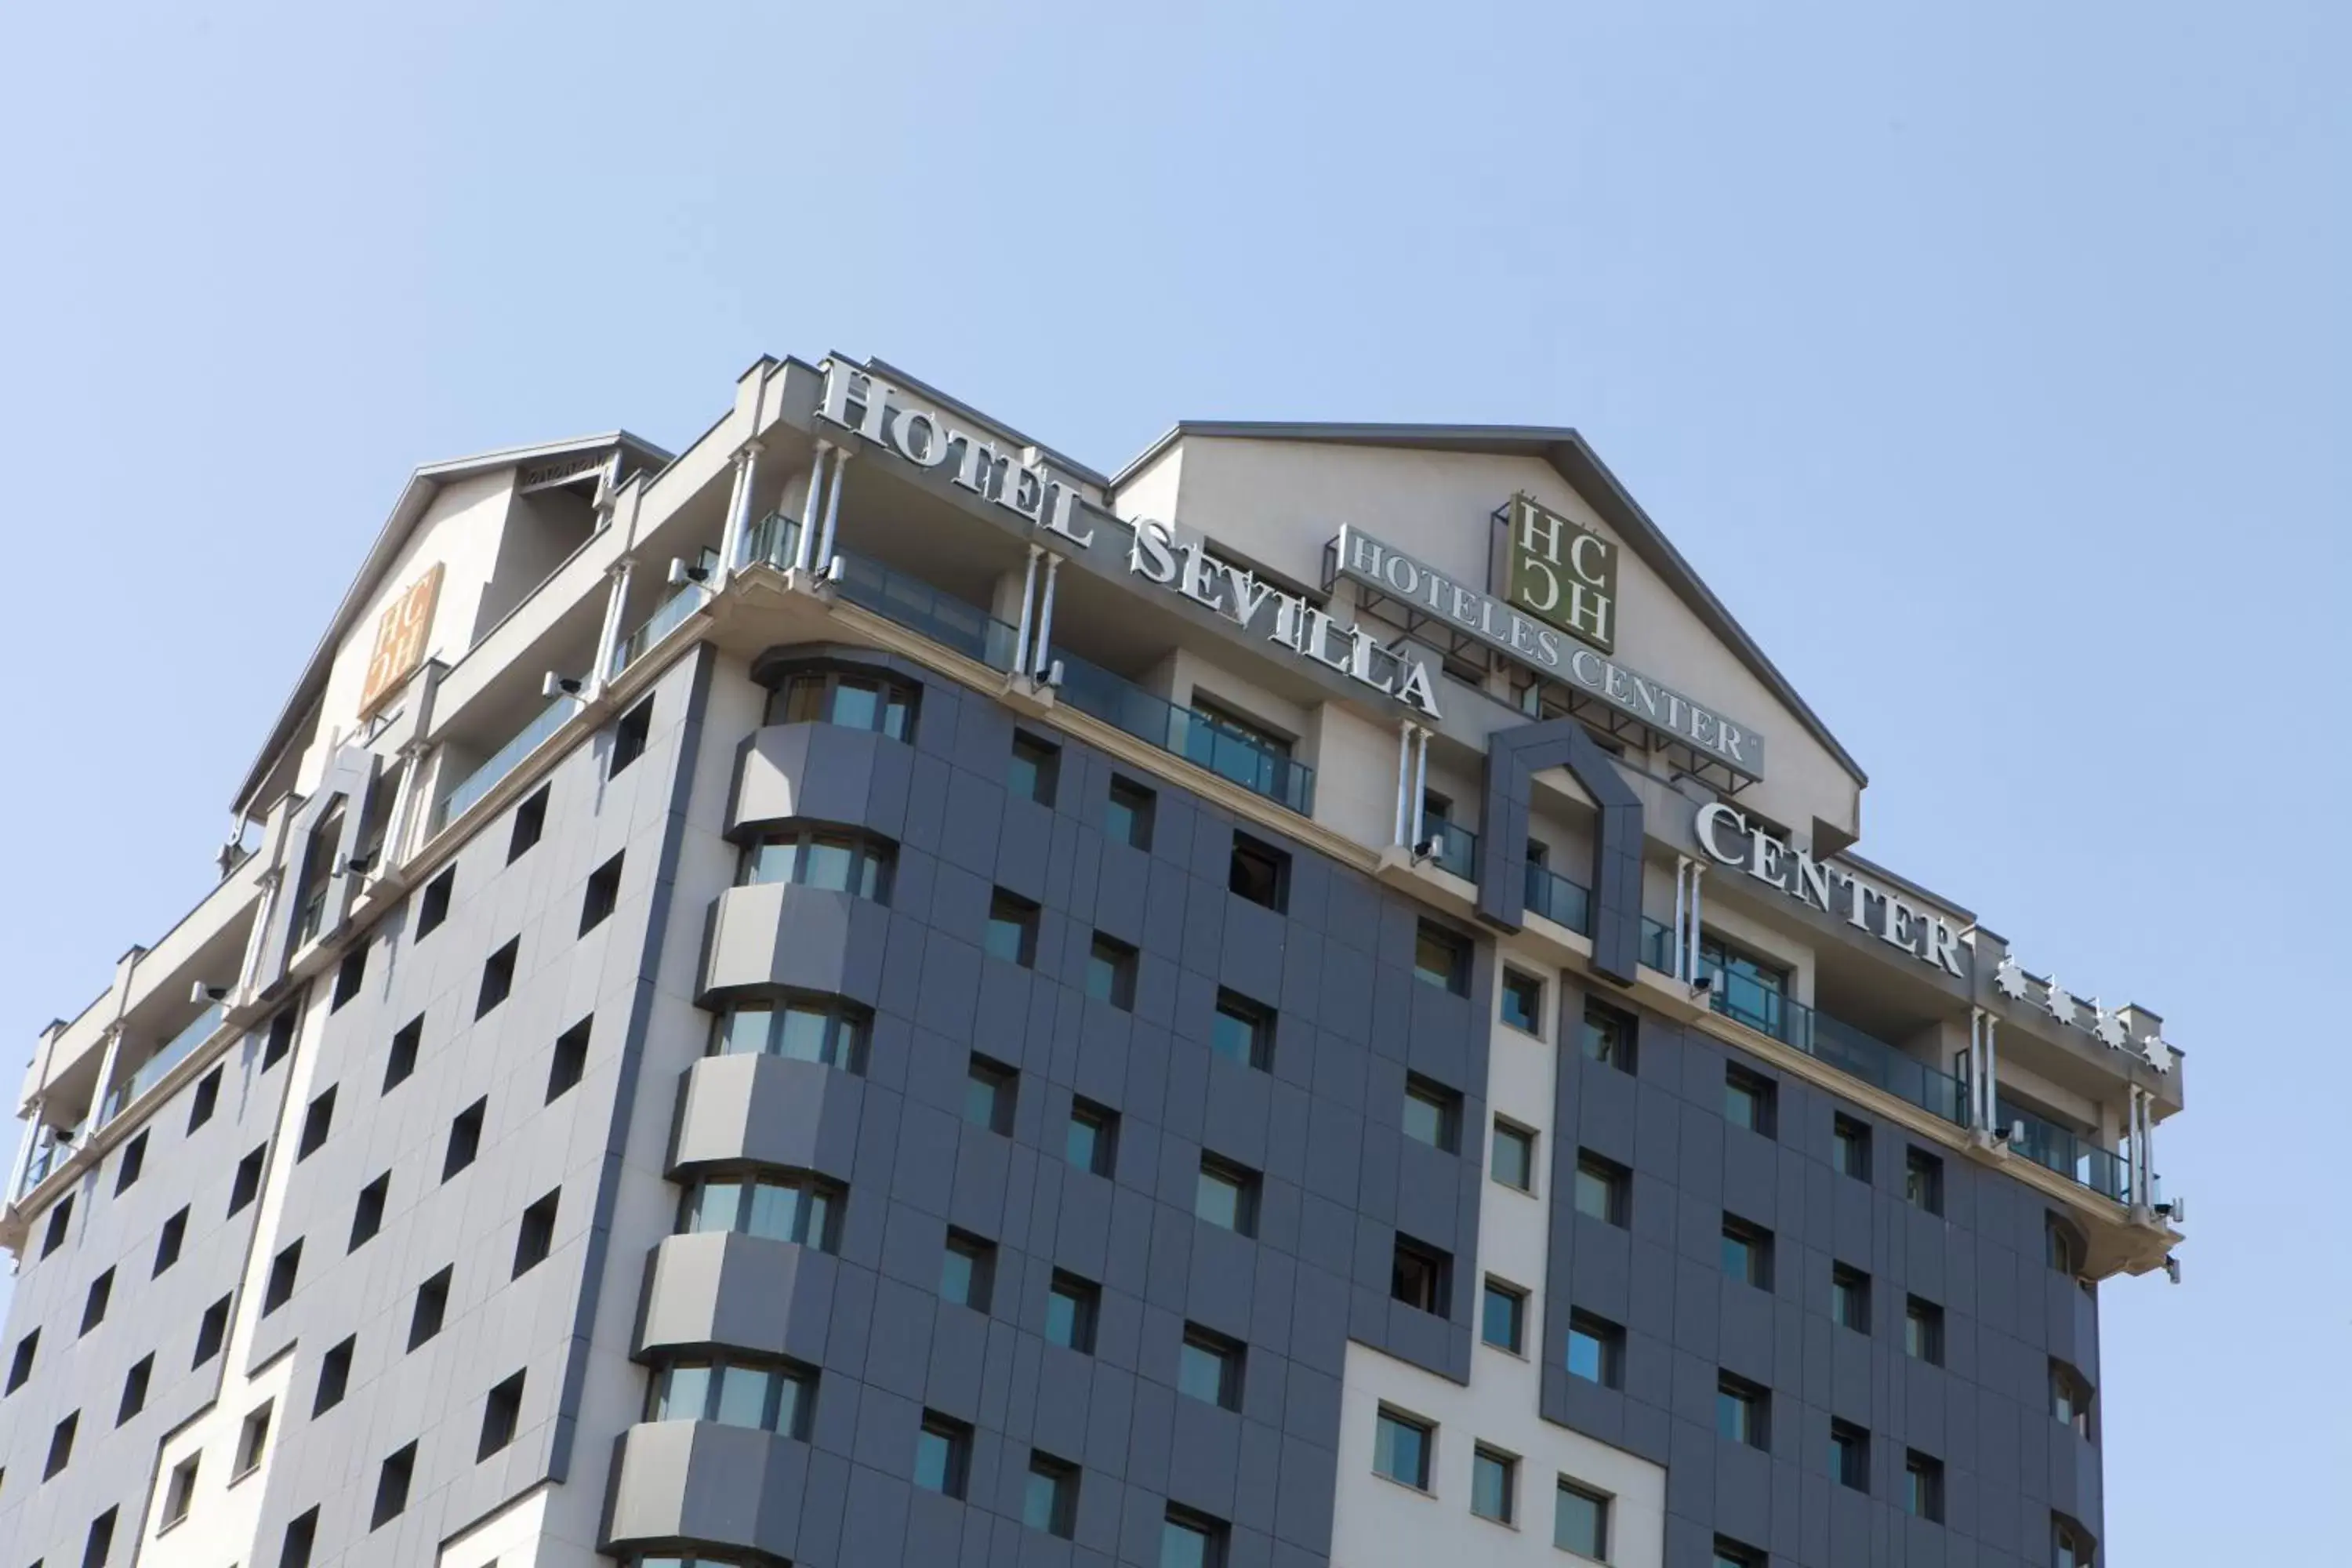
1641, 916, 1675, 973
610, 584, 710, 676
746, 511, 804, 571
1423, 820, 1476, 880
1998, 1098, 2139, 1203
431, 695, 581, 835
833, 553, 1025, 672
1525, 862, 1592, 935
19, 1113, 91, 1197
100, 1002, 225, 1126
1055, 648, 1316, 816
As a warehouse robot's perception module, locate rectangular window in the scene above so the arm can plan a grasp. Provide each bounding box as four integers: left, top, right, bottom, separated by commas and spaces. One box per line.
512, 1189, 559, 1276
1833, 1114, 1871, 1181
1481, 1278, 1526, 1354
1554, 1479, 1611, 1560
445, 1098, 487, 1179
1162, 1508, 1227, 1568
331, 942, 368, 1011
681, 1173, 842, 1250
1178, 1327, 1243, 1410
1717, 1374, 1768, 1449
2052, 1359, 2093, 1436
416, 866, 454, 938
1831, 1419, 1870, 1491
1229, 834, 1289, 911
1045, 1272, 1100, 1354
1905, 1450, 1945, 1521
1721, 1216, 1773, 1290
263, 1240, 303, 1313
117, 1354, 151, 1424
1066, 1098, 1118, 1177
509, 786, 549, 860
154, 1207, 187, 1275
5, 1330, 34, 1392
314, 1337, 354, 1416
1492, 1120, 1537, 1192
347, 1174, 390, 1252
608, 697, 652, 776
1713, 1535, 1766, 1568
1402, 1076, 1461, 1152
261, 1003, 299, 1069
229, 1145, 266, 1215
83, 1503, 118, 1566
1832, 1263, 1871, 1334
479, 1370, 525, 1460
1566, 1311, 1623, 1388
770, 668, 917, 739
1391, 1236, 1451, 1316
1105, 778, 1156, 850
1009, 733, 1061, 805
42, 1195, 73, 1256
44, 1410, 76, 1477
2048, 1214, 2086, 1276
161, 1454, 199, 1528
548, 1016, 591, 1100
941, 1230, 996, 1312
984, 889, 1040, 966
194, 1295, 230, 1366
282, 1507, 320, 1568
1724, 1065, 1777, 1137
1581, 1000, 1638, 1073
189, 1066, 221, 1131
114, 1131, 147, 1193
913, 1412, 971, 1498
580, 852, 624, 934
384, 1015, 421, 1092
408, 1266, 452, 1350
1413, 920, 1470, 996
1905, 1296, 1944, 1365
1573, 1152, 1628, 1225
371, 1439, 416, 1527
965, 1055, 1017, 1134
1086, 934, 1138, 1010
1196, 1157, 1260, 1236
1501, 968, 1544, 1034
1373, 1406, 1433, 1490
2054, 1516, 2096, 1568
298, 1086, 336, 1160
80, 1268, 113, 1334
235, 1399, 273, 1475
1024, 1452, 1080, 1537
1906, 1148, 1945, 1214
477, 938, 518, 1017
1472, 1445, 1517, 1523
1210, 989, 1275, 1069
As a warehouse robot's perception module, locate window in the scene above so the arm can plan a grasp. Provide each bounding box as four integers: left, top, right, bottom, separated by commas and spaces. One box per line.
1554, 1479, 1611, 1560
1481, 1279, 1526, 1354
1228, 834, 1288, 911
262, 1004, 299, 1068
941, 1230, 996, 1312
1501, 968, 1544, 1033
1573, 1152, 1628, 1225
6, 1330, 34, 1392
80, 1269, 113, 1334
263, 1240, 303, 1312
2054, 1515, 2097, 1568
116, 1354, 151, 1424
1832, 1115, 1871, 1181
1025, 1453, 1080, 1537
965, 1055, 1017, 1134
1373, 1406, 1432, 1490
2048, 1214, 2086, 1276
313, 1338, 354, 1416
154, 1208, 187, 1275
1724, 1065, 1776, 1136
479, 1370, 525, 1459
1905, 1148, 1944, 1214
1045, 1272, 1099, 1353
1721, 1216, 1773, 1290
477, 938, 518, 1017
2052, 1359, 2094, 1437
680, 1173, 841, 1250
1581, 1000, 1637, 1073
1009, 732, 1061, 805
1493, 1121, 1538, 1193
580, 852, 624, 933
1178, 1327, 1243, 1410
1195, 1157, 1259, 1236
1161, 1508, 1227, 1568
83, 1504, 117, 1566
331, 942, 368, 1011
42, 1196, 72, 1256
1566, 1311, 1623, 1388
913, 1412, 971, 1498
188, 1066, 221, 1130
161, 1450, 200, 1526
513, 1189, 559, 1276
1106, 778, 1156, 850
548, 1016, 591, 1098
298, 1086, 336, 1160
608, 697, 652, 776
445, 1098, 487, 1179
416, 866, 455, 938
1472, 1446, 1517, 1523
281, 1507, 320, 1568
508, 787, 549, 861
1718, 1374, 1768, 1449
1413, 920, 1470, 996
1391, 1236, 1451, 1316
1402, 1076, 1461, 1152
1830, 1418, 1870, 1491
43, 1411, 75, 1478
235, 1400, 273, 1475
1831, 1263, 1871, 1333
1905, 1450, 1945, 1522
408, 1266, 452, 1349
1066, 1098, 1117, 1177
229, 1145, 266, 1215
708, 996, 869, 1069
1210, 989, 1275, 1069
194, 1295, 230, 1366
371, 1440, 416, 1527
1905, 1297, 1944, 1365
114, 1131, 147, 1193
766, 666, 916, 739
738, 828, 895, 899
1713, 1535, 1766, 1568
384, 1015, 421, 1091
984, 888, 1040, 965
1086, 934, 1138, 1010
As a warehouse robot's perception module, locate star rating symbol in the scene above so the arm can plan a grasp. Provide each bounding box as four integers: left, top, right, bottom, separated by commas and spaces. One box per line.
2045, 978, 2075, 1028
2092, 1006, 2128, 1051
2140, 1034, 2172, 1073
1993, 957, 2028, 1001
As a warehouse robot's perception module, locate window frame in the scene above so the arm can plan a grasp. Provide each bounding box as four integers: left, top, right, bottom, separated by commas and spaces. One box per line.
1553, 1477, 1613, 1561
984, 887, 1041, 966
1401, 1075, 1462, 1153
764, 666, 918, 741
706, 993, 869, 1069
1412, 919, 1472, 996
1372, 1405, 1435, 1492
1105, 777, 1156, 850
677, 1169, 845, 1252
1573, 1150, 1628, 1225
1481, 1277, 1527, 1355
1500, 967, 1545, 1035
736, 826, 895, 902
1492, 1119, 1539, 1194
1210, 989, 1276, 1070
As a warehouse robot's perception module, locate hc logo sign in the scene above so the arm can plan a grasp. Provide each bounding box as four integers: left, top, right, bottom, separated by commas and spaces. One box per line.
1502, 493, 1617, 655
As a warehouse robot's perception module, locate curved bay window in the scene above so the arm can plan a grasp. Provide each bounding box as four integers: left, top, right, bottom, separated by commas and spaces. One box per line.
765, 666, 916, 742
680, 1171, 843, 1252
647, 1354, 815, 1439
709, 996, 869, 1071
739, 827, 894, 901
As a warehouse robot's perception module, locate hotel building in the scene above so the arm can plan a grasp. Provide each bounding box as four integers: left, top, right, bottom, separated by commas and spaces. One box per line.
0, 354, 2186, 1568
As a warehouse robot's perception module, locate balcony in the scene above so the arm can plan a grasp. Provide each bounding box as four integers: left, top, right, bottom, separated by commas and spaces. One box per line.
1424, 820, 1476, 881
1525, 862, 1592, 935
833, 551, 1024, 672
2001, 1098, 2146, 1205
611, 583, 711, 676
1056, 647, 1315, 816
99, 1002, 225, 1127
18, 1117, 87, 1197
430, 694, 580, 835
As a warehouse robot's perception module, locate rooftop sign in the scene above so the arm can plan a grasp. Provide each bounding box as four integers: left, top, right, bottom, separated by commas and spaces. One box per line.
1502, 492, 1617, 654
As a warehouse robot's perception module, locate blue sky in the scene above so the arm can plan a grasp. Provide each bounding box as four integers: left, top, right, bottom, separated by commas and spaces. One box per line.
2, 2, 2343, 1557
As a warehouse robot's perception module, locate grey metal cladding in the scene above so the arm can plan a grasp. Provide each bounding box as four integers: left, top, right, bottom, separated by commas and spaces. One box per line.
1541, 971, 2106, 1558
1475, 715, 1646, 982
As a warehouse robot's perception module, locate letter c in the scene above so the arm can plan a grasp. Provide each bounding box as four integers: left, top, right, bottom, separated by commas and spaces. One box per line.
1695, 802, 1747, 865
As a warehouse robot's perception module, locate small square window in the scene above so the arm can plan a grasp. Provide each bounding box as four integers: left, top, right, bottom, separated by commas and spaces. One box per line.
1574, 1152, 1628, 1225
228, 1145, 266, 1216
1066, 1098, 1118, 1177
42, 1195, 73, 1256
416, 867, 454, 939
2054, 1516, 2097, 1568
159, 1453, 198, 1526
154, 1207, 187, 1275
1555, 1479, 1612, 1560
1725, 1065, 1777, 1137
80, 1268, 114, 1334
263, 1240, 302, 1313
1831, 1418, 1870, 1492
479, 1370, 525, 1460
547, 1016, 591, 1100
1390, 1236, 1450, 1316
2052, 1359, 2094, 1437
477, 938, 519, 1017
965, 1056, 1017, 1135
1714, 1536, 1767, 1568
314, 1337, 355, 1415
1905, 1449, 1945, 1521
1162, 1508, 1227, 1568
508, 787, 549, 861
260, 1003, 299, 1069
1106, 778, 1156, 850
913, 1412, 971, 1498
1086, 934, 1138, 1010
188, 1066, 221, 1131
350, 1173, 390, 1251
609, 698, 653, 777
984, 889, 1040, 967
408, 1266, 452, 1350
1210, 989, 1274, 1070
1472, 1445, 1517, 1523
116, 1353, 151, 1424
1045, 1272, 1099, 1353
1501, 968, 1544, 1033
1721, 1216, 1773, 1290
1905, 1296, 1945, 1365
1195, 1157, 1259, 1236
1718, 1373, 1769, 1449
1906, 1147, 1945, 1214
1566, 1310, 1623, 1388
297, 1086, 336, 1160
1024, 1451, 1080, 1537
384, 1015, 422, 1092
1412, 920, 1470, 996
579, 853, 623, 935
331, 942, 368, 1011
1178, 1326, 1243, 1410
513, 1189, 560, 1276
371, 1439, 417, 1527
1833, 1114, 1872, 1181
444, 1098, 487, 1180
1402, 1076, 1461, 1153
235, 1399, 273, 1475
1010, 732, 1061, 805
1832, 1263, 1871, 1334
2048, 1214, 2086, 1276
941, 1230, 996, 1312
1228, 834, 1289, 911
1373, 1406, 1432, 1490
1581, 1000, 1637, 1073
1481, 1278, 1526, 1354
194, 1295, 230, 1366
114, 1131, 147, 1194
1491, 1120, 1537, 1193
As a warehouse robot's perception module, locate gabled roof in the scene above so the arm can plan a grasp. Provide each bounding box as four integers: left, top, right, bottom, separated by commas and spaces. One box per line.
1109, 421, 1867, 786
229, 431, 673, 817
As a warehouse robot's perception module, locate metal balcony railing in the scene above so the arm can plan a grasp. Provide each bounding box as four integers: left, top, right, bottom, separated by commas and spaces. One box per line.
431, 695, 581, 836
